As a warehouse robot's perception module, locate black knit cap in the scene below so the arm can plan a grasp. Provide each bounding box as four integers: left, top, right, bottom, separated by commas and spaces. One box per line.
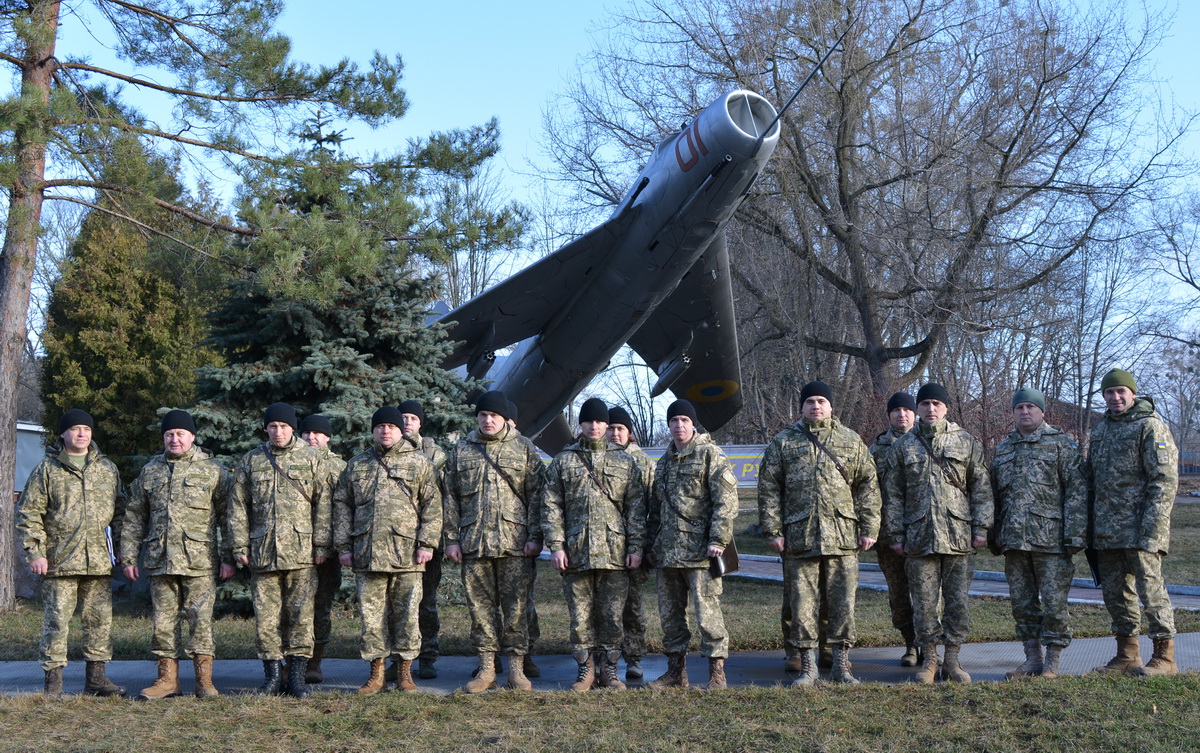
800, 380, 833, 404
263, 402, 298, 429
886, 392, 917, 413
475, 391, 510, 420
397, 400, 424, 423
507, 400, 520, 423
578, 398, 609, 424
916, 383, 952, 406
58, 408, 94, 434
299, 414, 333, 437
666, 399, 698, 423
161, 409, 196, 435
371, 406, 404, 429
608, 406, 634, 430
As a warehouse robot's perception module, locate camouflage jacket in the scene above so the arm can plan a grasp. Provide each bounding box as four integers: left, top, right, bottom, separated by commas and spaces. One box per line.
333, 440, 441, 573
647, 432, 738, 569
121, 445, 233, 575
882, 419, 993, 556
869, 426, 910, 546
542, 437, 647, 571
758, 418, 881, 558
1086, 397, 1178, 554
443, 425, 546, 559
17, 441, 125, 577
314, 445, 347, 496
990, 423, 1087, 554
229, 438, 332, 572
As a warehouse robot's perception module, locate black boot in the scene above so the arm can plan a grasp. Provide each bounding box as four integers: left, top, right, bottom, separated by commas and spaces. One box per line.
287, 656, 310, 698
258, 659, 285, 695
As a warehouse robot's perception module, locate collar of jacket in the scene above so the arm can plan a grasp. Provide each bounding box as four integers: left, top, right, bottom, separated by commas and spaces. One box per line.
1106, 396, 1156, 422
575, 436, 607, 453
1010, 421, 1060, 442
668, 431, 708, 458
164, 445, 203, 463
54, 440, 101, 469
403, 431, 423, 450
267, 436, 300, 455
801, 417, 836, 433
918, 418, 949, 437
471, 424, 511, 444
375, 440, 413, 457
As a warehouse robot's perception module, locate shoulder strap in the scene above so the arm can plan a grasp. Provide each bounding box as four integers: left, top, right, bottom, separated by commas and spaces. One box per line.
576, 449, 620, 505
373, 448, 420, 516
480, 443, 524, 502
262, 444, 313, 504
797, 425, 852, 486
912, 432, 968, 493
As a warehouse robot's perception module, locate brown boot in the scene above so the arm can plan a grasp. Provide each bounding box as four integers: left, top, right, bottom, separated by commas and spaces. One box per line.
139, 658, 180, 700
193, 655, 219, 698
914, 645, 939, 684
357, 658, 386, 695
707, 658, 727, 690
1040, 645, 1065, 679
84, 661, 126, 697
599, 650, 626, 690
1090, 636, 1142, 676
396, 659, 418, 691
941, 644, 971, 683
830, 646, 859, 684
648, 653, 689, 689
570, 651, 595, 692
463, 652, 497, 693
507, 655, 532, 690
1138, 637, 1178, 677
44, 667, 63, 697
789, 649, 816, 688
784, 652, 803, 673
1005, 640, 1043, 679
306, 643, 326, 684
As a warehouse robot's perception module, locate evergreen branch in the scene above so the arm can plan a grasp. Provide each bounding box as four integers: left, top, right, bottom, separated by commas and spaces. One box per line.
58, 61, 327, 105
64, 117, 282, 164
42, 179, 258, 236
99, 0, 227, 66
0, 50, 21, 67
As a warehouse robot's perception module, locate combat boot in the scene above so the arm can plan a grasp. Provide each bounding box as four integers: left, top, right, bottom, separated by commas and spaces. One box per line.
1005, 639, 1043, 679
396, 659, 418, 691
463, 652, 497, 693
417, 657, 438, 679
830, 646, 859, 685
707, 657, 727, 690
784, 652, 804, 673
1090, 636, 1142, 675
287, 656, 310, 698
625, 655, 643, 681
648, 653, 689, 689
44, 667, 63, 697
305, 642, 326, 684
914, 645, 939, 684
788, 649, 816, 688
941, 644, 971, 683
570, 651, 595, 691
507, 655, 532, 690
138, 658, 180, 700
1137, 637, 1178, 677
1040, 645, 1065, 679
357, 658, 386, 695
818, 645, 833, 670
900, 643, 920, 667
257, 660, 285, 695
523, 654, 541, 678
84, 661, 126, 697
193, 655, 219, 698
599, 650, 626, 690
385, 657, 398, 684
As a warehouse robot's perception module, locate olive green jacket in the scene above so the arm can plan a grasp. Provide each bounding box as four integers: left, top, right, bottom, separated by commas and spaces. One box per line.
869, 426, 910, 547
1086, 397, 1178, 554
17, 441, 125, 576
122, 445, 233, 575
647, 432, 738, 569
991, 422, 1088, 554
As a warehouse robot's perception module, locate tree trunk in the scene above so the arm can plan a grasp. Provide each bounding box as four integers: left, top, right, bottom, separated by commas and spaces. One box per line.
0, 0, 60, 611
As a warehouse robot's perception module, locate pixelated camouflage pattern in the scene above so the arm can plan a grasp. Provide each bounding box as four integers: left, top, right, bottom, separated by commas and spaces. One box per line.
39, 575, 112, 670
356, 570, 423, 660
875, 544, 914, 642
758, 418, 881, 556
647, 433, 737, 568
149, 574, 217, 658
1096, 548, 1175, 639
410, 431, 448, 658
561, 569, 629, 653
906, 553, 974, 647
1086, 397, 1178, 554
883, 419, 993, 556
250, 567, 317, 659
310, 446, 347, 645
783, 554, 859, 647
1004, 550, 1075, 646
618, 442, 655, 659
657, 567, 728, 658
462, 556, 531, 653
992, 422, 1087, 554
870, 427, 908, 547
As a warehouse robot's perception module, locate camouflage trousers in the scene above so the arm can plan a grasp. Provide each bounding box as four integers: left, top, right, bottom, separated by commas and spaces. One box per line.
657, 567, 728, 658
149, 573, 217, 659
561, 569, 629, 653
1096, 548, 1175, 639
463, 556, 532, 654
312, 557, 342, 646
418, 550, 444, 660
622, 564, 650, 660
907, 553, 973, 647
356, 571, 423, 661
527, 556, 540, 649
784, 554, 858, 648
39, 575, 112, 671
1004, 550, 1075, 646
250, 567, 317, 660
877, 543, 915, 644
780, 569, 829, 657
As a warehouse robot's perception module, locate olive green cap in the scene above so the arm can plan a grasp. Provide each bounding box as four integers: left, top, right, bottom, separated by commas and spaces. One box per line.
1100, 368, 1136, 393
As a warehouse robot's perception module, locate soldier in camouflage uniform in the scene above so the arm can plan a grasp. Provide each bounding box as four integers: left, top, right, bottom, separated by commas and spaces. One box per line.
883, 383, 992, 684
646, 399, 738, 690
543, 398, 646, 691
122, 410, 234, 699
506, 400, 543, 680
869, 392, 919, 667
607, 405, 655, 682
759, 381, 881, 686
298, 414, 346, 684
18, 409, 126, 697
334, 406, 441, 694
443, 391, 546, 692
1086, 368, 1180, 676
991, 388, 1087, 680
229, 402, 333, 698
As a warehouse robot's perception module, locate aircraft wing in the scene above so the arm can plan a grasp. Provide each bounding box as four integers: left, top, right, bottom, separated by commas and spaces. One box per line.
437, 207, 640, 368
627, 234, 743, 432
